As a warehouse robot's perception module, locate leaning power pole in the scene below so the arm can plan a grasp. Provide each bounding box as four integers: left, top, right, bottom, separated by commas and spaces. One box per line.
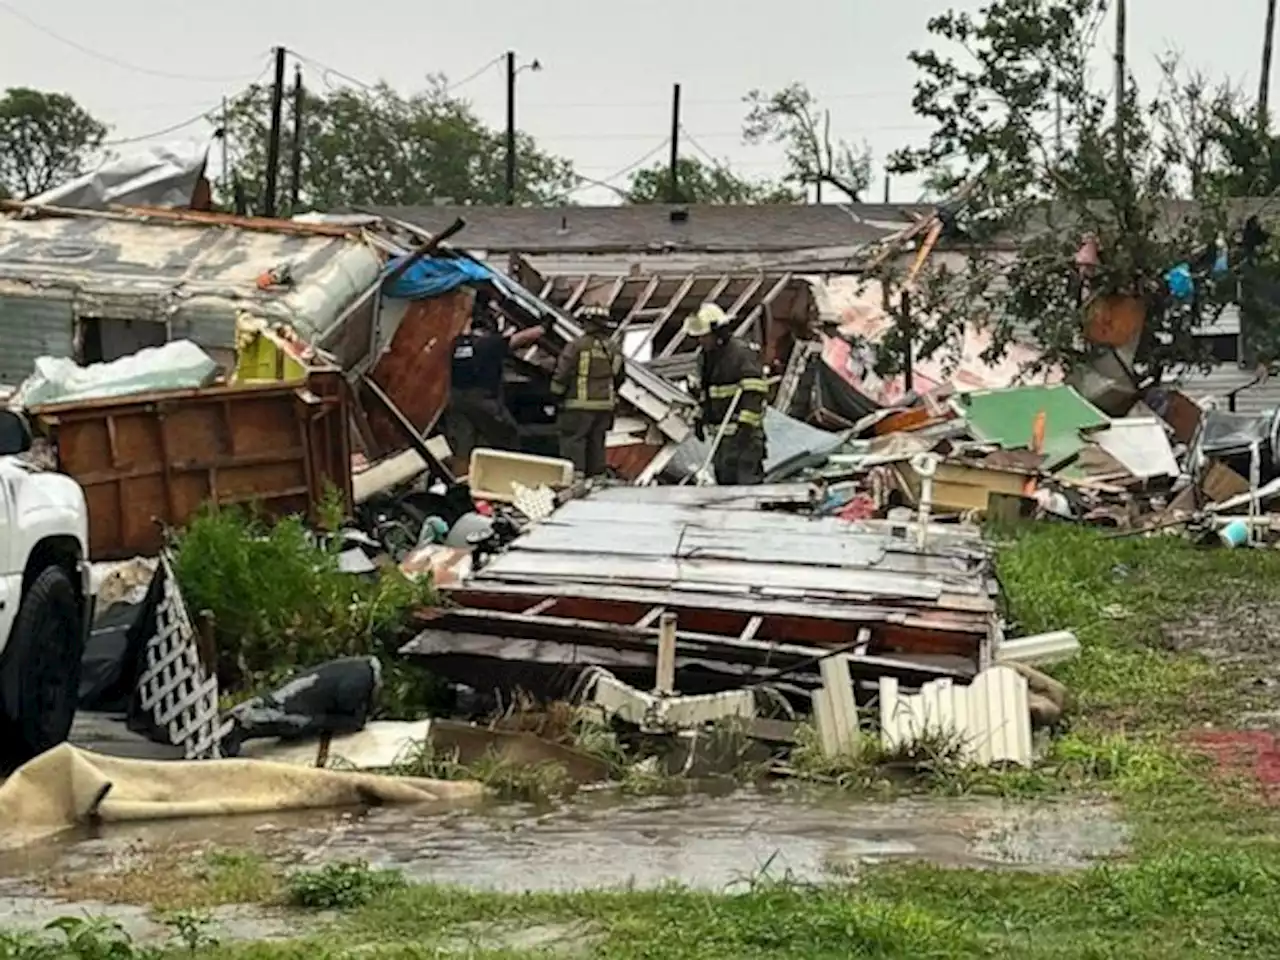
505, 51, 517, 206
288, 65, 304, 214
1262, 0, 1279, 126
668, 83, 682, 203
263, 45, 287, 218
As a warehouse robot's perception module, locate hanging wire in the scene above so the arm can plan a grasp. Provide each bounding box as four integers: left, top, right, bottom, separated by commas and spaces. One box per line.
0, 1, 266, 83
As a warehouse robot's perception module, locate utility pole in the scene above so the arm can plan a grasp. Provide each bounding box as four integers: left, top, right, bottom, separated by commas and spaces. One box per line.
289, 65, 304, 214
883, 175, 890, 204
263, 45, 287, 219
505, 51, 516, 206
668, 83, 681, 203
1114, 0, 1127, 167
1262, 0, 1279, 126
220, 97, 230, 206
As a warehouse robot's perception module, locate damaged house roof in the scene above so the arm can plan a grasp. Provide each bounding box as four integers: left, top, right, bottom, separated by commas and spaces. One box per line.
365, 203, 935, 256
0, 206, 380, 383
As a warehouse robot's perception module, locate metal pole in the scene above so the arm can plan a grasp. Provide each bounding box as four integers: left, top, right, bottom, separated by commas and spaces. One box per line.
288, 65, 304, 214
883, 174, 890, 204
1263, 0, 1279, 126
669, 83, 681, 203
263, 45, 287, 218
505, 51, 516, 205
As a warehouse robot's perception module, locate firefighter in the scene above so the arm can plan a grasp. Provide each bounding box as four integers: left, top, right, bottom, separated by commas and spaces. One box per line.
444, 286, 549, 465
551, 305, 624, 478
683, 302, 768, 485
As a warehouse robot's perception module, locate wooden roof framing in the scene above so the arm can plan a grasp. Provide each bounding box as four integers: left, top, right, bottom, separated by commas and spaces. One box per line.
508, 258, 816, 362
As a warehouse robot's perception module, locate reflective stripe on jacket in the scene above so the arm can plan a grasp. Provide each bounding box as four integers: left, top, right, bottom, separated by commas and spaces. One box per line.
551, 333, 625, 411
698, 338, 767, 435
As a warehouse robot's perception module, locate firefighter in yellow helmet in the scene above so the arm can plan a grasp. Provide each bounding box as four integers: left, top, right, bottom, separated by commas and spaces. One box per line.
551, 305, 625, 478
684, 303, 768, 485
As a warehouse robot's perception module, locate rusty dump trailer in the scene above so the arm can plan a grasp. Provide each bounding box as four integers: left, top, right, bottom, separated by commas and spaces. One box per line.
30, 371, 352, 560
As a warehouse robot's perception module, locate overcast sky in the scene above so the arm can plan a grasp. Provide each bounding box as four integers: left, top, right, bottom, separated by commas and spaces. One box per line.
0, 0, 1275, 205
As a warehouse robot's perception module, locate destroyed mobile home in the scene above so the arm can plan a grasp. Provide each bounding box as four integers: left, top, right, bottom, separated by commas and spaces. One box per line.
1, 194, 1278, 844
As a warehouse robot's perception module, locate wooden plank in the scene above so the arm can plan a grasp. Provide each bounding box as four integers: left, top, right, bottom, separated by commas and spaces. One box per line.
819, 654, 861, 757
613, 275, 661, 347
734, 273, 791, 338
656, 612, 678, 694
633, 274, 696, 357
424, 607, 970, 683
659, 274, 735, 358
635, 606, 666, 627
563, 275, 592, 313
740, 616, 764, 643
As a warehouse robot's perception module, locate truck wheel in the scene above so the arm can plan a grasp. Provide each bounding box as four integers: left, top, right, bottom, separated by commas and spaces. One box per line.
0, 565, 83, 770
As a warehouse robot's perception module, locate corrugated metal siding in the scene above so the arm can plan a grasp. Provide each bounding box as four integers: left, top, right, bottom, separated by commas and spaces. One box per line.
0, 295, 73, 386
1175, 364, 1280, 415
879, 666, 1032, 766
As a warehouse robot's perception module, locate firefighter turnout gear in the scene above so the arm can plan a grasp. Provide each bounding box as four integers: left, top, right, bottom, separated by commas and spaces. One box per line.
696, 335, 768, 486
682, 302, 730, 339
553, 306, 625, 477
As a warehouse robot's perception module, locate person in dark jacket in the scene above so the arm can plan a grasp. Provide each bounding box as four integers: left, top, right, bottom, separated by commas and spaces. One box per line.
552, 305, 624, 478
444, 286, 549, 465
684, 303, 769, 485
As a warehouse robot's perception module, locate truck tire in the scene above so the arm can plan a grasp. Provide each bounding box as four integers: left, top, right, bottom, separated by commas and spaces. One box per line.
0, 565, 83, 771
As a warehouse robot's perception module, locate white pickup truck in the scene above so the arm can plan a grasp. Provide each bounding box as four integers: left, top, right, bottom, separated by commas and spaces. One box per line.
0, 409, 94, 770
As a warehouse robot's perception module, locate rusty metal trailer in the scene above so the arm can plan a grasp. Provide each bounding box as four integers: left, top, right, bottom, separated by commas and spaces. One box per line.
31, 371, 352, 560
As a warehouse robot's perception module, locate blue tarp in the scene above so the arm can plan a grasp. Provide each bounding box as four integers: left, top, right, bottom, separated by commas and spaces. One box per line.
382, 256, 493, 300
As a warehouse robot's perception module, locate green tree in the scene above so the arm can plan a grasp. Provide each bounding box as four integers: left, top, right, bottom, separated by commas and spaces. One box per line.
0, 88, 107, 199
883, 0, 1280, 384
221, 76, 576, 211
743, 83, 872, 201
625, 156, 801, 204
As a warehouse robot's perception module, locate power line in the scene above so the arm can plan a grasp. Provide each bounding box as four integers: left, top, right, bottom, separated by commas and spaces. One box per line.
565, 138, 672, 196
99, 111, 217, 147
95, 60, 274, 148
444, 55, 506, 94
0, 1, 265, 83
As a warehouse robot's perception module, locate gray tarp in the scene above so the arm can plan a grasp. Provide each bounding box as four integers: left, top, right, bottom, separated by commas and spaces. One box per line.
666, 407, 846, 480
25, 140, 211, 210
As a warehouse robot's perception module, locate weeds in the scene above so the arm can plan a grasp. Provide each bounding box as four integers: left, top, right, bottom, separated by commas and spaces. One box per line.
171, 497, 440, 714
391, 739, 573, 802
0, 914, 217, 960
49, 849, 280, 911
286, 861, 407, 910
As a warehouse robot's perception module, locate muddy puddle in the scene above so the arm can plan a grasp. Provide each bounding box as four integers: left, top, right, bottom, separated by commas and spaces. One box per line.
0, 787, 1128, 895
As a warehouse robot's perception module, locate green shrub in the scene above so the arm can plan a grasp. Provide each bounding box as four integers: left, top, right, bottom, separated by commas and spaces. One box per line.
286, 861, 407, 910
171, 501, 436, 705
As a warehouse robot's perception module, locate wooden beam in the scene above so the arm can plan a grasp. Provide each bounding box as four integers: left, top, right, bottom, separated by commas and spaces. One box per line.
522, 597, 559, 616
633, 273, 696, 357
613, 275, 661, 347
635, 605, 666, 627
604, 275, 627, 312
563, 274, 592, 313
655, 612, 678, 694
734, 274, 791, 338
657, 274, 734, 358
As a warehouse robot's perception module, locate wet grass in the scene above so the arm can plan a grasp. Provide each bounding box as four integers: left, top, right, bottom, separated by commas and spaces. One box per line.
22, 526, 1280, 957
50, 849, 282, 912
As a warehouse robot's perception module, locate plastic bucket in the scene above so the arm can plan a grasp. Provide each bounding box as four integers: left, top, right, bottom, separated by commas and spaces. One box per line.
1219, 518, 1250, 548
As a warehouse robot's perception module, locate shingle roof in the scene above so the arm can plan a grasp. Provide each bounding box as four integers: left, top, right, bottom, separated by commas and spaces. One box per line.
367, 203, 934, 254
